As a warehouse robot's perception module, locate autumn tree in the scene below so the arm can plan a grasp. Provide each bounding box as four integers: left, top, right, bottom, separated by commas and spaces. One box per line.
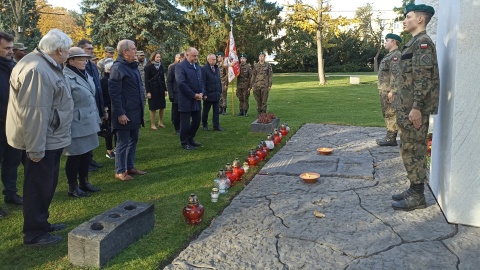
354, 3, 387, 73
177, 0, 283, 64
0, 0, 41, 48
81, 0, 187, 59
36, 0, 87, 45
393, 0, 414, 46
283, 0, 349, 84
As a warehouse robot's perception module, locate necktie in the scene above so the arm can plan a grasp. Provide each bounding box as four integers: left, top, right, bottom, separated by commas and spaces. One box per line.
211, 66, 215, 73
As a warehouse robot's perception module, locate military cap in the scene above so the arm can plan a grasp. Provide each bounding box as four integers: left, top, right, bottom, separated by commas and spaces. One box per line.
240, 54, 247, 58
259, 52, 266, 56
91, 54, 99, 60
385, 33, 402, 43
136, 51, 145, 56
404, 3, 435, 16
13, 43, 27, 50
104, 46, 114, 53
68, 47, 91, 59
216, 52, 224, 56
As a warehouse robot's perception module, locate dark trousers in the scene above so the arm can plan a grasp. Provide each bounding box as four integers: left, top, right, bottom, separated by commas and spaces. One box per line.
179, 111, 201, 146
171, 102, 180, 132
115, 129, 139, 174
105, 134, 116, 150
65, 153, 90, 185
0, 122, 22, 198
23, 148, 63, 243
202, 100, 220, 129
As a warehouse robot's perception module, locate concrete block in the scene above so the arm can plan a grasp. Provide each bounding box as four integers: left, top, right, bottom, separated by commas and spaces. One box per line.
349, 76, 360, 84
68, 200, 154, 267
250, 117, 280, 133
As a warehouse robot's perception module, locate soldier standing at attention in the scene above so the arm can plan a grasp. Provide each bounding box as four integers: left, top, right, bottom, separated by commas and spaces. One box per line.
216, 52, 228, 115
391, 3, 439, 211
251, 52, 273, 115
377, 33, 402, 147
236, 54, 252, 116
136, 50, 148, 98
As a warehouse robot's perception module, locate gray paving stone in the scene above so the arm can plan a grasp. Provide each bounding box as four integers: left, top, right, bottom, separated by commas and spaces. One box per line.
164, 124, 480, 270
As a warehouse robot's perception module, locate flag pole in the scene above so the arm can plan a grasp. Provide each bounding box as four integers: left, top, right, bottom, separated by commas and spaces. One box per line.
229, 21, 235, 116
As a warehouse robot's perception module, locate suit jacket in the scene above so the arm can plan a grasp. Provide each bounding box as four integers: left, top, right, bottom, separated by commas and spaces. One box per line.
175, 59, 204, 112
167, 63, 179, 103
201, 63, 222, 102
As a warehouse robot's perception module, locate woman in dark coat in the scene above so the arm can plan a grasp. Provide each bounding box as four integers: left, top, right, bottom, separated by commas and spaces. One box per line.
144, 51, 167, 130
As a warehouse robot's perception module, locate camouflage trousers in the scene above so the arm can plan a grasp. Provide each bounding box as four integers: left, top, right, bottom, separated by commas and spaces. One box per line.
397, 112, 430, 184
253, 86, 269, 114
220, 83, 228, 109
236, 86, 250, 110
379, 92, 398, 133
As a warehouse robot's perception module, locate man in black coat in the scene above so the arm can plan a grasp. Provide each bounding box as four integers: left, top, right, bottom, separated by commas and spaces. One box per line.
175, 47, 204, 150
167, 52, 184, 134
201, 53, 224, 131
0, 32, 22, 218
109, 39, 146, 180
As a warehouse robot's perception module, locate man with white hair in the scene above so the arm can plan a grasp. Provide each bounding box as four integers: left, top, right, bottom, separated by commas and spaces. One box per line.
109, 39, 146, 181
6, 29, 73, 246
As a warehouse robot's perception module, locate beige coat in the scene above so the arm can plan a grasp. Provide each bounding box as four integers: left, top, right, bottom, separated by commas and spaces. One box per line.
6, 49, 73, 159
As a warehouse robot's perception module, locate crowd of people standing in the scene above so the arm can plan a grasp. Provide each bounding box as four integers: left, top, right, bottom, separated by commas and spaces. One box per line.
0, 27, 274, 246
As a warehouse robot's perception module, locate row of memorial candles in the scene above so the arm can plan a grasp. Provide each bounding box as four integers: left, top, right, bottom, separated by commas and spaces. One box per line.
183, 123, 290, 224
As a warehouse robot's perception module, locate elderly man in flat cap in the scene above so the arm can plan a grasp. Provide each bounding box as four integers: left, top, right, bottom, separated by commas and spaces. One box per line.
12, 43, 27, 63
377, 33, 402, 147
391, 3, 439, 211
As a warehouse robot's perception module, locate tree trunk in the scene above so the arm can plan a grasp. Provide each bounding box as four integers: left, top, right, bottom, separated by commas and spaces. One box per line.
317, 0, 326, 85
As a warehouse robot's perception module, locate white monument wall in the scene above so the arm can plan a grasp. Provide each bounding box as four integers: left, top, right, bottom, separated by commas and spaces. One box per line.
429, 0, 480, 227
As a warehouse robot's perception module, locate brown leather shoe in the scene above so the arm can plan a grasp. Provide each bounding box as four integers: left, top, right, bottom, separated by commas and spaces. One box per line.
126, 168, 147, 175
115, 172, 134, 181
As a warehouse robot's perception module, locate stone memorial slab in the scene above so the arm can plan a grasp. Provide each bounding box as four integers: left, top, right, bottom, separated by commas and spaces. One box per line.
250, 117, 279, 133
69, 200, 154, 268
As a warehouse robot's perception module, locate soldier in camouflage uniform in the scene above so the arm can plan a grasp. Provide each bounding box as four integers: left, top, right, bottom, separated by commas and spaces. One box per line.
391, 3, 440, 211
97, 46, 115, 78
251, 52, 273, 115
136, 50, 148, 98
377, 33, 402, 146
236, 54, 252, 116
217, 52, 228, 115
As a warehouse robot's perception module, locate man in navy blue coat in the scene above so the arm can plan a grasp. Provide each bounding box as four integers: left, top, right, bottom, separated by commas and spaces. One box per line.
175, 47, 205, 150
109, 39, 146, 180
201, 53, 224, 131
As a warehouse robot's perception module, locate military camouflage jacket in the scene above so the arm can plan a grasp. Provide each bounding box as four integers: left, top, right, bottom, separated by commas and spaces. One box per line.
395, 30, 440, 115
219, 64, 228, 89
378, 49, 401, 93
251, 62, 272, 89
237, 62, 252, 89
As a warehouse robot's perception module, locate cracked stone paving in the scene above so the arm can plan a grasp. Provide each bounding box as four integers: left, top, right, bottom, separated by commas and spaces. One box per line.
164, 124, 480, 270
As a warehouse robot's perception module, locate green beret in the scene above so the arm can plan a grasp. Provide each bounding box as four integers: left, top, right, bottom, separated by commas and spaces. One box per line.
404, 3, 435, 16
216, 52, 224, 56
259, 52, 266, 56
240, 54, 247, 58
104, 46, 114, 53
385, 33, 402, 43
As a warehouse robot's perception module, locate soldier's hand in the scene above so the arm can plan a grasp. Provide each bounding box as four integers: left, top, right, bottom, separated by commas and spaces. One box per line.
409, 109, 422, 129
387, 92, 393, 103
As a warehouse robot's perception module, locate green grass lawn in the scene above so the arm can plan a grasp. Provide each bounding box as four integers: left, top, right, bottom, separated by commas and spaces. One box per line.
0, 73, 384, 269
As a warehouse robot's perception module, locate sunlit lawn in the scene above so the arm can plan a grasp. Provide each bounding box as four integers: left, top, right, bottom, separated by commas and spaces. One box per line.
0, 72, 383, 269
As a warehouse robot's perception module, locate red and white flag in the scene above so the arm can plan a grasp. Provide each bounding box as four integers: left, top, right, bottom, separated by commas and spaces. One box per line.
224, 31, 240, 83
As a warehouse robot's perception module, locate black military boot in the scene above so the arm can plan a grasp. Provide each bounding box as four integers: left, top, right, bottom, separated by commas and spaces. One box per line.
376, 131, 398, 146
392, 183, 412, 201
392, 183, 426, 211
237, 109, 244, 116
244, 109, 248, 117
79, 177, 102, 192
